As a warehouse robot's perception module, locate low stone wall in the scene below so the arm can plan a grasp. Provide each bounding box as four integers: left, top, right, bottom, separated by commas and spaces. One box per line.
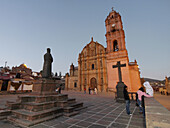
145, 97, 170, 128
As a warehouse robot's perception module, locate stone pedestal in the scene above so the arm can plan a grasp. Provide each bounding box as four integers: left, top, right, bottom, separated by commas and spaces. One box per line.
116, 82, 126, 103
5, 78, 86, 127
6, 94, 85, 127
32, 78, 58, 95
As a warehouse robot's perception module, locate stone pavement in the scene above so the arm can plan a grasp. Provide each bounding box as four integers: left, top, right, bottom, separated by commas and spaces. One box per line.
153, 92, 170, 110
0, 90, 145, 128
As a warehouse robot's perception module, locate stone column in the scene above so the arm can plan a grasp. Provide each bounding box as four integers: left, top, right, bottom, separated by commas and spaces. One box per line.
103, 56, 108, 92
97, 56, 101, 92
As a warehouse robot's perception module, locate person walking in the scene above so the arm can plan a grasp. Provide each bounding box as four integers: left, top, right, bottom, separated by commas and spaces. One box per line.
90, 89, 94, 95
137, 87, 152, 116
94, 88, 97, 94
123, 85, 131, 115
88, 87, 91, 94
84, 87, 86, 94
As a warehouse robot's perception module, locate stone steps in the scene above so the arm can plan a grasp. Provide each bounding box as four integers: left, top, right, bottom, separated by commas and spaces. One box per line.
67, 98, 76, 104
12, 107, 63, 121
63, 111, 79, 117
22, 101, 57, 112
0, 110, 11, 116
57, 98, 76, 107
57, 100, 68, 107
54, 94, 68, 101
64, 107, 74, 113
63, 102, 84, 117
21, 98, 76, 112
74, 106, 88, 112
0, 115, 8, 120
0, 110, 11, 120
5, 93, 86, 126
66, 102, 84, 113
69, 102, 83, 108
6, 94, 69, 111
17, 95, 36, 103
17, 94, 68, 103
8, 113, 63, 127
6, 101, 21, 110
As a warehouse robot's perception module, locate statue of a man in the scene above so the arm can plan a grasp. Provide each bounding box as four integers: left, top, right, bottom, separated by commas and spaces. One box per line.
42, 48, 53, 78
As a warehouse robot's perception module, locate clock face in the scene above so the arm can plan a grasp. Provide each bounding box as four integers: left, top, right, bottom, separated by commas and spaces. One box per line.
112, 24, 115, 27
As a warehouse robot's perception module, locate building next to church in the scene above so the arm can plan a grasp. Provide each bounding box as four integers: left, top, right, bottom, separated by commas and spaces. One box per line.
0, 64, 34, 92
165, 77, 170, 94
65, 9, 141, 92
65, 64, 78, 90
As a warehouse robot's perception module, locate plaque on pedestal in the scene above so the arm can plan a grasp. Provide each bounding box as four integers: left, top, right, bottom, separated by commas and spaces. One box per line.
116, 82, 126, 103
32, 78, 57, 95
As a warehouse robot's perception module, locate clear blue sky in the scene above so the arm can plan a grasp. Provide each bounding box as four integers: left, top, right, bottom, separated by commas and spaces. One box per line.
0, 0, 169, 80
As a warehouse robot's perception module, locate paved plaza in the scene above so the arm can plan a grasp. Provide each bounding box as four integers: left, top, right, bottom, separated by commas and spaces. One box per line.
153, 92, 170, 111
0, 90, 145, 128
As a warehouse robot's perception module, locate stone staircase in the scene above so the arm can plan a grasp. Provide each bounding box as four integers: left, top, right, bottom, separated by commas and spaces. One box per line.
0, 94, 86, 127
0, 110, 11, 120
62, 98, 84, 117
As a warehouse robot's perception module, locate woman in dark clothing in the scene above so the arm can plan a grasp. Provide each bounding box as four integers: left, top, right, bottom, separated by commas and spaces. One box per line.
124, 85, 131, 115
88, 87, 91, 94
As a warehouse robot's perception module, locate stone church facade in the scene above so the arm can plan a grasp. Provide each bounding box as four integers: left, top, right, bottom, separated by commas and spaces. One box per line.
65, 9, 141, 92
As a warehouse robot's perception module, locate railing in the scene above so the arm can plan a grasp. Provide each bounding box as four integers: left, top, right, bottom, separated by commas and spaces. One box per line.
114, 92, 137, 101
128, 92, 137, 101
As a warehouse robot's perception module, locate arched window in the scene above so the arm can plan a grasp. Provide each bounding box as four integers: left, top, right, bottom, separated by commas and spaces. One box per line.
74, 82, 77, 88
113, 40, 119, 51
92, 64, 94, 70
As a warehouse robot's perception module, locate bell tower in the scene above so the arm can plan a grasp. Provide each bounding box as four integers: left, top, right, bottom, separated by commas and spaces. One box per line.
105, 8, 128, 56
105, 8, 131, 92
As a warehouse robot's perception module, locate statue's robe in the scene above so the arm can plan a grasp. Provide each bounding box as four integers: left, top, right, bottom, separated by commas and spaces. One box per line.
42, 53, 53, 78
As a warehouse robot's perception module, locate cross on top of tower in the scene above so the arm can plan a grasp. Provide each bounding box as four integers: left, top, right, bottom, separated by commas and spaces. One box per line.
91, 37, 93, 41
111, 7, 114, 11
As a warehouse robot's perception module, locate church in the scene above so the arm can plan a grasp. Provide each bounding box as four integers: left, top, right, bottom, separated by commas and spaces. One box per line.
65, 9, 141, 92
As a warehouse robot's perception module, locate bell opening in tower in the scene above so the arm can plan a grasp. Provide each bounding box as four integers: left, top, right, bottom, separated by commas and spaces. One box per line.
113, 40, 119, 51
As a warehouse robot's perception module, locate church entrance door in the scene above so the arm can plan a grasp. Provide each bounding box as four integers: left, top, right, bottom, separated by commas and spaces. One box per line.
90, 77, 97, 89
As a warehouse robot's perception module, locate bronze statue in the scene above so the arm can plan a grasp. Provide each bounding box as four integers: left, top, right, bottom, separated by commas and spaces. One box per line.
42, 48, 53, 78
